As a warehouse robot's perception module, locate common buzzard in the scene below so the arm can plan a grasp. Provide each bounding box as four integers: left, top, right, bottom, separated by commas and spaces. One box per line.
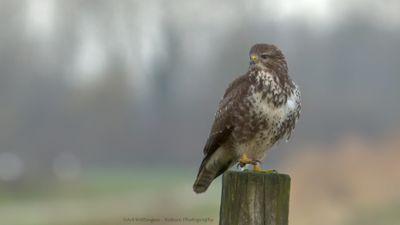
193, 43, 301, 193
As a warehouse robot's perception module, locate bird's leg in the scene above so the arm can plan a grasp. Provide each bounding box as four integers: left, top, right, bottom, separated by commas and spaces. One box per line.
239, 153, 256, 167
253, 161, 263, 171
239, 154, 277, 173
253, 161, 278, 173
238, 153, 258, 168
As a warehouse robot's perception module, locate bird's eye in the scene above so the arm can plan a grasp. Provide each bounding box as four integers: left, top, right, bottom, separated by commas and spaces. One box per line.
260, 54, 268, 59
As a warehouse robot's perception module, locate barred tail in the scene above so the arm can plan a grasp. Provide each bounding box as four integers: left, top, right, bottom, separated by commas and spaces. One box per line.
193, 153, 234, 194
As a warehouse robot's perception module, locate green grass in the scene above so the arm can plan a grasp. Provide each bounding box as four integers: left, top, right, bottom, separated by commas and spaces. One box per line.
0, 167, 220, 225
0, 166, 195, 201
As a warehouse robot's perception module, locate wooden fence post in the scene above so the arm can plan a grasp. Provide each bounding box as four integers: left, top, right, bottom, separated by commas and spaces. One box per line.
219, 171, 291, 225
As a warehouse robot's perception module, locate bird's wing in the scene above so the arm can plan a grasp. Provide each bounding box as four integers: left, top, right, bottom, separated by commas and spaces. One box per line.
203, 74, 250, 156
193, 74, 251, 193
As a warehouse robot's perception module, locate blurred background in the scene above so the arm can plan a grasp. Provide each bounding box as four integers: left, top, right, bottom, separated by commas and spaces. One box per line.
1, 0, 400, 224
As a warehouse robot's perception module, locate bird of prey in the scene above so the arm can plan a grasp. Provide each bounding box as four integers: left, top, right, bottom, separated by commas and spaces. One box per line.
193, 43, 301, 194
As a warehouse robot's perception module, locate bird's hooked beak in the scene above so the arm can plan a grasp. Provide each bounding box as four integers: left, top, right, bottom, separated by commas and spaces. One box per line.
250, 54, 258, 66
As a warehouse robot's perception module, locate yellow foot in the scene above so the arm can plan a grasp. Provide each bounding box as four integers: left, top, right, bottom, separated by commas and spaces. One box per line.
238, 153, 258, 167
239, 153, 253, 164
253, 164, 277, 173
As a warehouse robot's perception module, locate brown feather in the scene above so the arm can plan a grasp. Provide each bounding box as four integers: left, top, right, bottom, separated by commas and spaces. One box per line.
193, 74, 251, 193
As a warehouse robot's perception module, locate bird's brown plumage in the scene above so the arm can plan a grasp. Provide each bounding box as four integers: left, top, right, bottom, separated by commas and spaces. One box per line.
193, 43, 301, 193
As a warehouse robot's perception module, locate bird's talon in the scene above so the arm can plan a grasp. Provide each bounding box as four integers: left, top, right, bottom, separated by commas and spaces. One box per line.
252, 163, 277, 173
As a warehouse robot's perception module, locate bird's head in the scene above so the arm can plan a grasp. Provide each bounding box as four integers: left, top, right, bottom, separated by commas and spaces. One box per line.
249, 43, 287, 72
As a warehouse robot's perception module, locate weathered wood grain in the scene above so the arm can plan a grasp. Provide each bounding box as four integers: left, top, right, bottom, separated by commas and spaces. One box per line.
219, 171, 291, 225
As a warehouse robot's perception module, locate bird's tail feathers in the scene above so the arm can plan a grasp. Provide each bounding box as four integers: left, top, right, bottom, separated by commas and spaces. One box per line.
193, 153, 234, 194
